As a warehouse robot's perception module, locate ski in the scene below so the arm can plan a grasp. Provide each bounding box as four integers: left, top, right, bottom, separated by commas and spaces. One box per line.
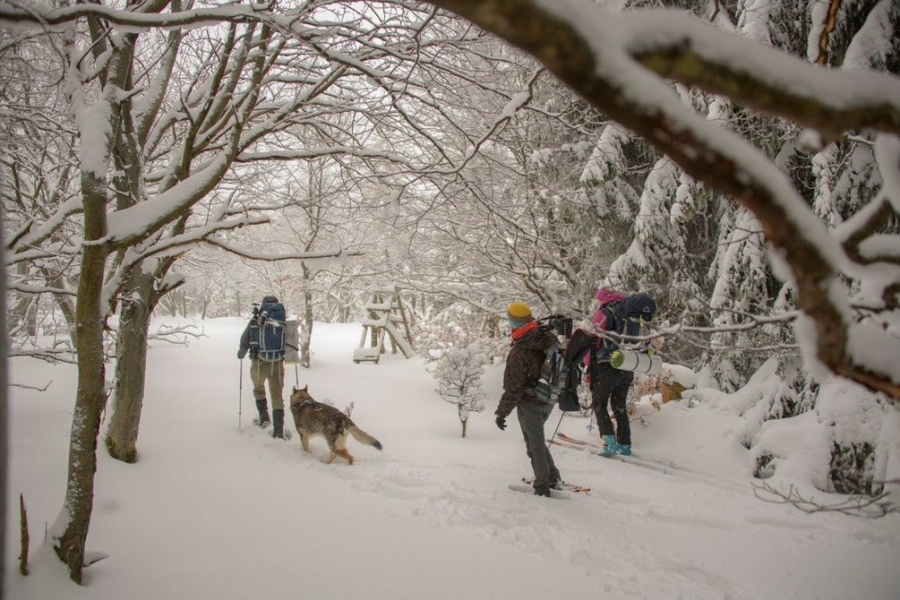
521, 476, 590, 493
557, 432, 696, 473
552, 433, 742, 490
508, 483, 570, 499
557, 432, 649, 462
557, 432, 611, 452
549, 438, 679, 475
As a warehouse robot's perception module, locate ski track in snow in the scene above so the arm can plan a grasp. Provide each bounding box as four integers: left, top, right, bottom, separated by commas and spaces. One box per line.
239, 422, 744, 597
240, 416, 764, 599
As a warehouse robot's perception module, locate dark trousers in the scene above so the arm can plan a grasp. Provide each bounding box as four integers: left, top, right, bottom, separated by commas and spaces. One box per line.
591, 362, 634, 446
516, 401, 560, 489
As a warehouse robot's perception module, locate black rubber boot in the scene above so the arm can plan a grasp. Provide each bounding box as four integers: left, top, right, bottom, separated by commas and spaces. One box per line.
272, 409, 285, 439
255, 399, 270, 428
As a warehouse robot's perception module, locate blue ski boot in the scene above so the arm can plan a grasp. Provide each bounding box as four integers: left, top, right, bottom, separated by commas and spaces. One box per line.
618, 444, 632, 456
600, 434, 618, 457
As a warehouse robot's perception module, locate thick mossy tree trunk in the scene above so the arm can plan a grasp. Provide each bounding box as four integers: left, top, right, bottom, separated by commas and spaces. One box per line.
53, 173, 109, 584
105, 274, 154, 463
106, 255, 182, 463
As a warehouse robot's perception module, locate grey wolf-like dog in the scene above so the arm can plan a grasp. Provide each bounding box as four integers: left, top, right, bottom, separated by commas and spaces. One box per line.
289, 386, 382, 465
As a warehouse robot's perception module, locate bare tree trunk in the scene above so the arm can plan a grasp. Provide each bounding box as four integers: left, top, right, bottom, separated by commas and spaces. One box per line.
105, 274, 154, 463
45, 270, 78, 348
53, 172, 109, 583
106, 255, 183, 463
9, 264, 37, 337
19, 494, 29, 575
300, 264, 314, 368
200, 286, 209, 319
1, 216, 8, 599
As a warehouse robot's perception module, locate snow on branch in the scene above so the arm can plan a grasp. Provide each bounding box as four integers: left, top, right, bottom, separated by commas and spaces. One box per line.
122, 214, 270, 263
753, 480, 900, 519
0, 2, 277, 30
235, 145, 415, 165
204, 237, 362, 263
7, 282, 76, 297
622, 12, 900, 141
106, 152, 237, 247
424, 0, 900, 400
8, 348, 76, 364
148, 324, 205, 346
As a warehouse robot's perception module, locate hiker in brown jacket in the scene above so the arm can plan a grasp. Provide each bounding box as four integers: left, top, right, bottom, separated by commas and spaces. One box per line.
495, 302, 563, 497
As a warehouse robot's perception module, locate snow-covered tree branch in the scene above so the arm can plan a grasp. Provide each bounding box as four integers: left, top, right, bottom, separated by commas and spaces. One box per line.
422, 0, 900, 400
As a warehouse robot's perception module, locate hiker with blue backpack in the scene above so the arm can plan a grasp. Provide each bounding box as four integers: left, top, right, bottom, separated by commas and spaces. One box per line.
588, 288, 659, 457
238, 295, 288, 439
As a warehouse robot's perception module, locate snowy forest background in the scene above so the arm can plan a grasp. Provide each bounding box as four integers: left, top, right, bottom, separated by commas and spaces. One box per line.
2, 0, 900, 588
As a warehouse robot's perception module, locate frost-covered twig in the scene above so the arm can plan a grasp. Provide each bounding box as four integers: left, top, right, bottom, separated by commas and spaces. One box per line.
9, 380, 53, 392
148, 324, 206, 345
8, 349, 75, 364
752, 480, 900, 519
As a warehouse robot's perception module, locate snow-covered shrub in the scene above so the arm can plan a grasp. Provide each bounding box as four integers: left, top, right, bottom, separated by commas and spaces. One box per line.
817, 380, 896, 497
432, 343, 487, 438
830, 442, 876, 495
686, 357, 897, 507
415, 303, 506, 365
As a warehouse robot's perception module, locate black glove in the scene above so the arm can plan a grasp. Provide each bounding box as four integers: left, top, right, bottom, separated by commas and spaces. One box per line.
237, 350, 245, 359
495, 415, 507, 431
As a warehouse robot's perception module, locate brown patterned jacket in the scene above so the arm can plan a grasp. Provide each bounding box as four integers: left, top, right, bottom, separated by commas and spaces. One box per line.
496, 324, 559, 418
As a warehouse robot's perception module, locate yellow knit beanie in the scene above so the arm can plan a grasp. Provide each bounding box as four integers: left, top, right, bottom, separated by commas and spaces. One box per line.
507, 302, 533, 328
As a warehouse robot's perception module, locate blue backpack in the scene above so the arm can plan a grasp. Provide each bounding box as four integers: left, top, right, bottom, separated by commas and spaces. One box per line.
598, 292, 656, 359
250, 296, 286, 361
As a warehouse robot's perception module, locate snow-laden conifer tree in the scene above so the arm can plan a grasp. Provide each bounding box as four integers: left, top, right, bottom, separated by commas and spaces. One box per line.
577, 123, 644, 289
579, 123, 639, 223
707, 207, 775, 392
604, 158, 683, 298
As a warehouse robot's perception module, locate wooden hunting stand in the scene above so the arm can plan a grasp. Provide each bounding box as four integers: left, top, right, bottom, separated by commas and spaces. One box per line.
353, 288, 415, 364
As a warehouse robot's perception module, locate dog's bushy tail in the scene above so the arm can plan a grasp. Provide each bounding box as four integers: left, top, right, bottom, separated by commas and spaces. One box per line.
349, 424, 382, 450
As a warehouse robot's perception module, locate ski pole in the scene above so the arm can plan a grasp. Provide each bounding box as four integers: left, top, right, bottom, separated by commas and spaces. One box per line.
238, 358, 243, 431
547, 409, 565, 449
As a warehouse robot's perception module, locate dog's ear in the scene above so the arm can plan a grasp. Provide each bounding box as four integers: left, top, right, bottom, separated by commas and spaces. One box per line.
292, 386, 297, 393
302, 385, 308, 392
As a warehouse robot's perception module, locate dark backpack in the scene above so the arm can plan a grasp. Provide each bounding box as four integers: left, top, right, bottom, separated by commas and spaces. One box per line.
250, 296, 286, 361
598, 292, 657, 359
534, 331, 583, 412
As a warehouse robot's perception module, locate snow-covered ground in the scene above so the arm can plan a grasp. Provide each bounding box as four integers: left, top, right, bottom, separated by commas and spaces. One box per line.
6, 317, 900, 599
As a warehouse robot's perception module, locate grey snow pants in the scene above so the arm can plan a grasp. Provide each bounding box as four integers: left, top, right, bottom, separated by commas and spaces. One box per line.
516, 400, 561, 490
